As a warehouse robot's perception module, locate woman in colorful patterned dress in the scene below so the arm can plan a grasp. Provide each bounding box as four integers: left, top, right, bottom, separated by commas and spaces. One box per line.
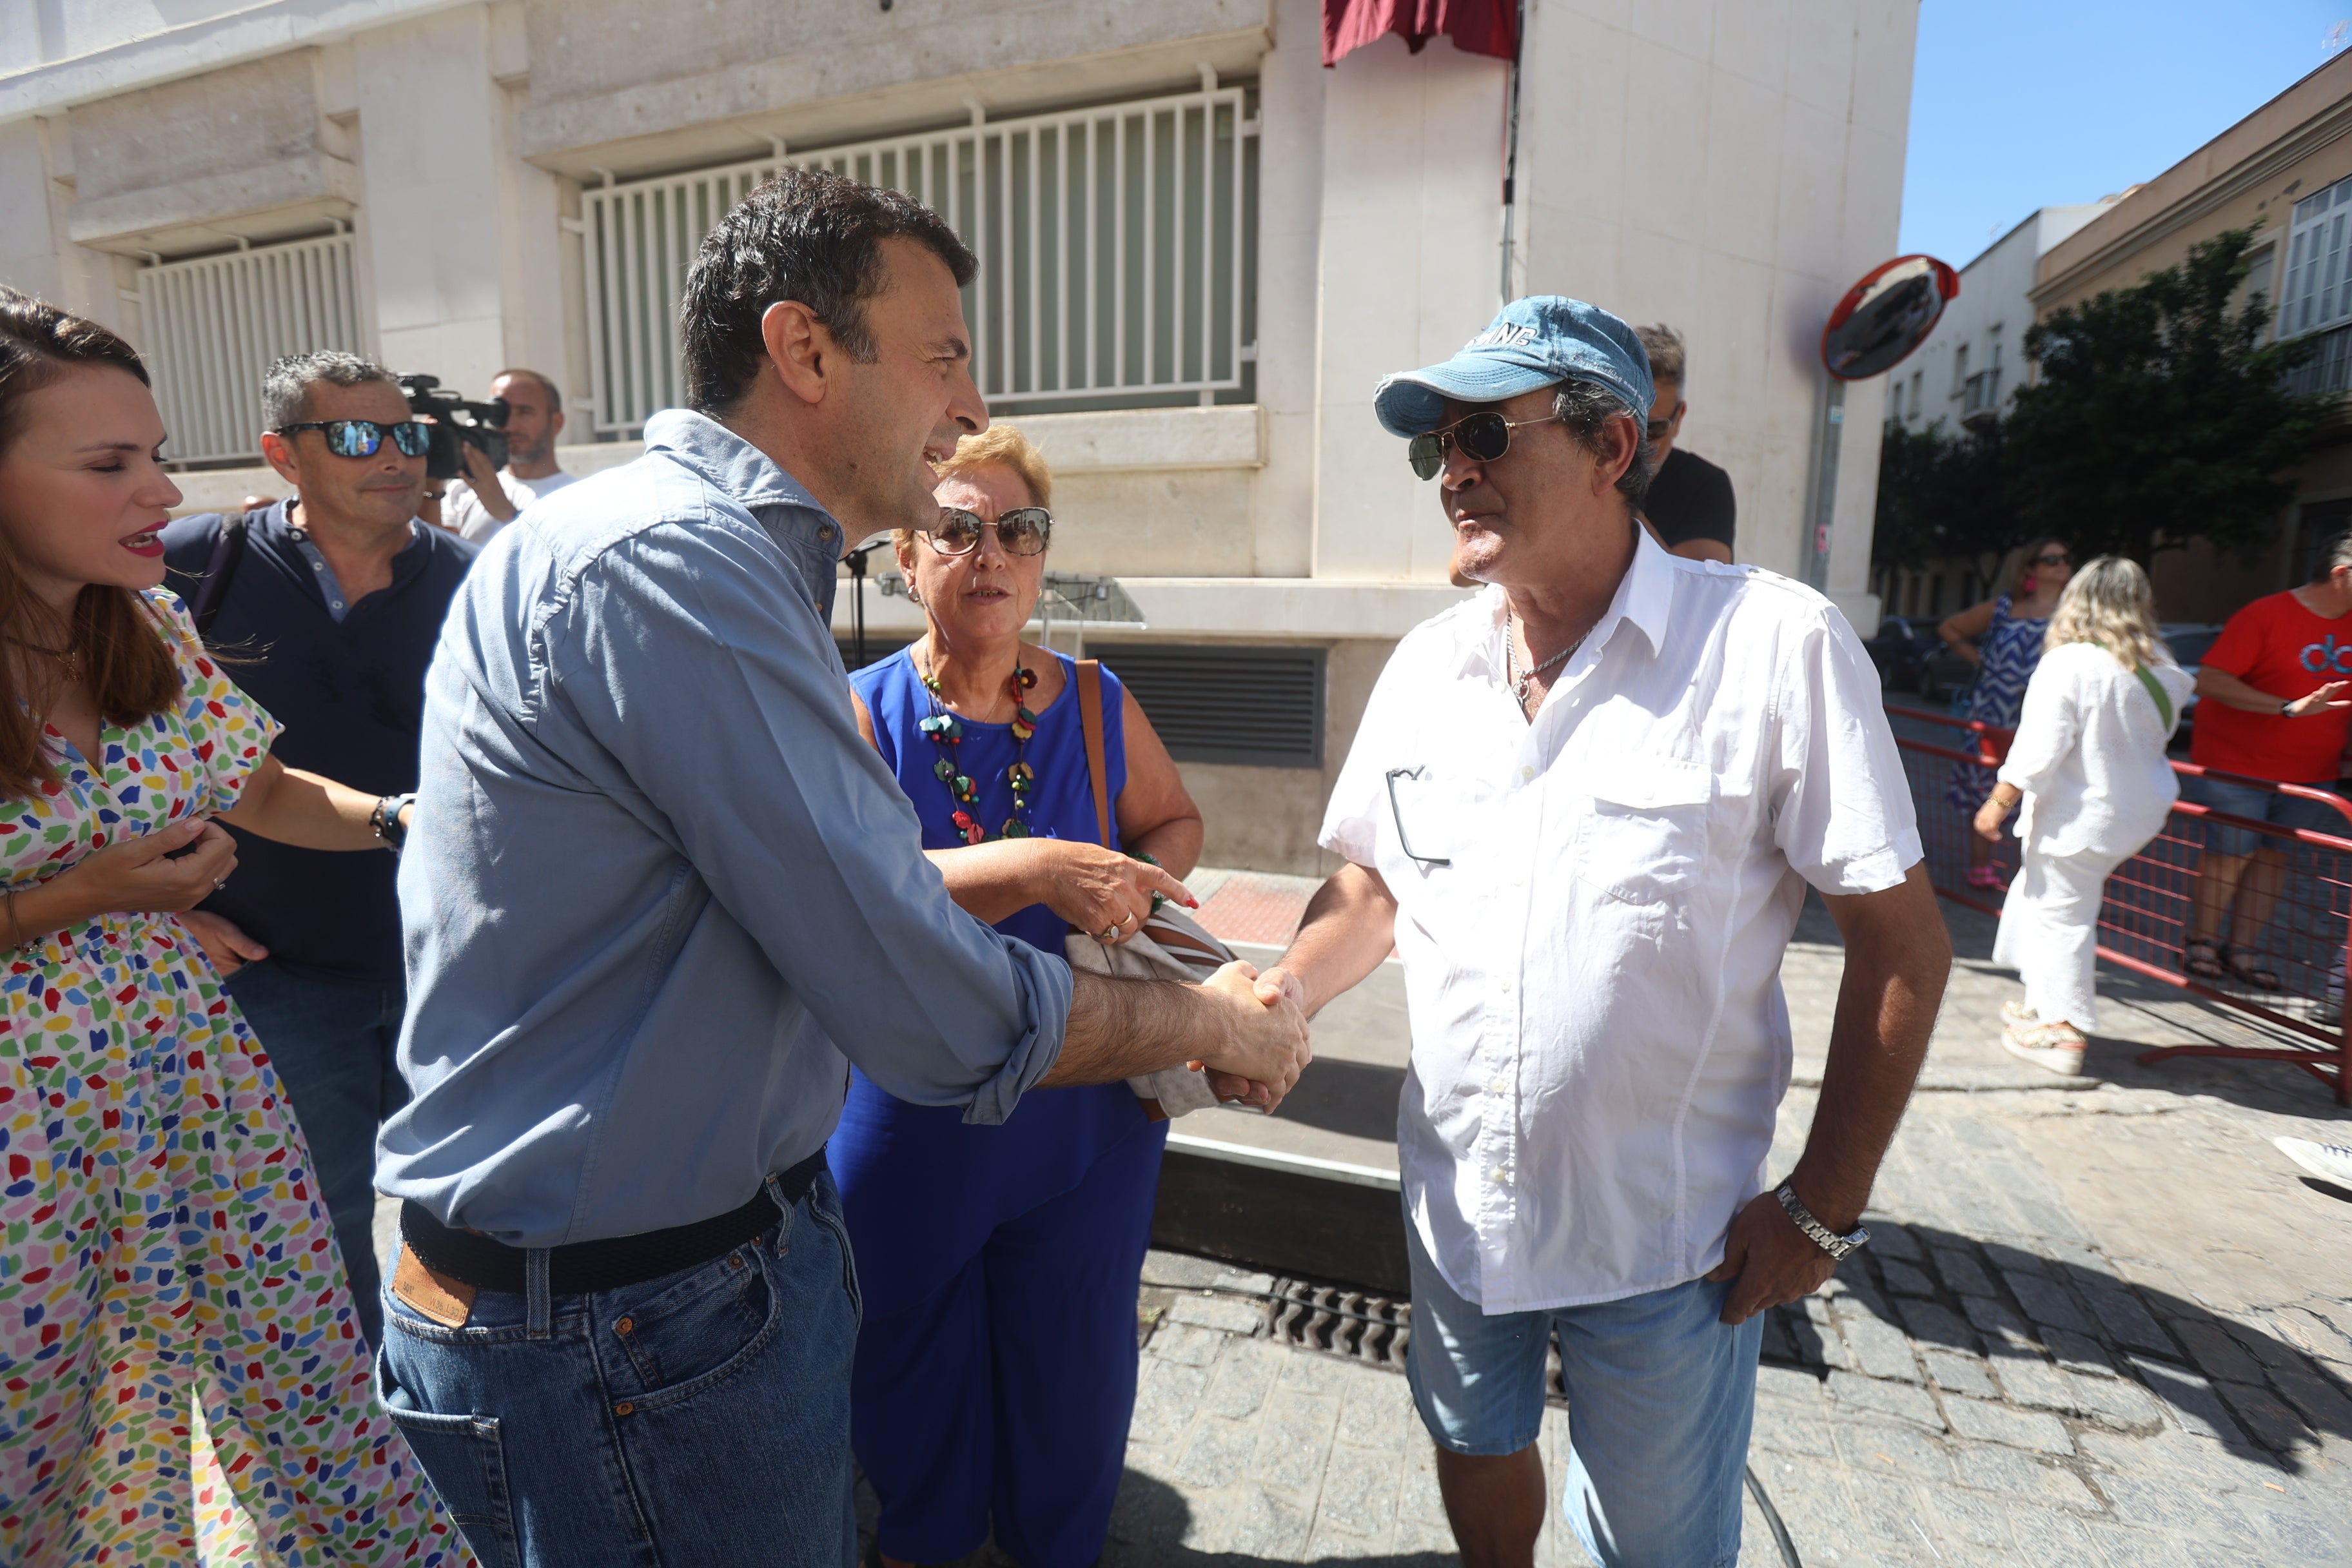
1939, 538, 2073, 887
0, 291, 466, 1565
838, 426, 1215, 1568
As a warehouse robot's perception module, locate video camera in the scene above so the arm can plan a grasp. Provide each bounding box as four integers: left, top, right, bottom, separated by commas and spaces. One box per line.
398, 373, 509, 481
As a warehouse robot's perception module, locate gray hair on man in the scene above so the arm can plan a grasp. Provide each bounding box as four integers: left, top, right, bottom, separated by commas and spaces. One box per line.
261, 349, 400, 431
1634, 323, 1687, 386
1553, 379, 1654, 504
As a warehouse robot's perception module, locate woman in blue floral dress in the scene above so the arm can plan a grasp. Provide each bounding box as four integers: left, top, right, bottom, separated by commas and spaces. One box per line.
1941, 538, 2073, 887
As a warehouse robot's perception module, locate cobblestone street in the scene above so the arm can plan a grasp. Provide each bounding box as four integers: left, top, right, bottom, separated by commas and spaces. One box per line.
860, 879, 2352, 1566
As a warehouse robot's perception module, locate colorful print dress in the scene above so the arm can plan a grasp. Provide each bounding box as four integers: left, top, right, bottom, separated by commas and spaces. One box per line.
0, 592, 466, 1565
1946, 593, 2052, 811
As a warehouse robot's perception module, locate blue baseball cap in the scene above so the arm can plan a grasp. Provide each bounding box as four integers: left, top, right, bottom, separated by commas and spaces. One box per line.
1372, 296, 1655, 438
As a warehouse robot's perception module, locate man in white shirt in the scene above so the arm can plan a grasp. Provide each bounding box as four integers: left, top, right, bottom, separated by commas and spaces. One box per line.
442, 367, 578, 544
1272, 297, 1952, 1568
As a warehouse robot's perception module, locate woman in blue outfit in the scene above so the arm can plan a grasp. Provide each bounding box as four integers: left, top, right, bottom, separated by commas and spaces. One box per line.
1939, 537, 2073, 888
840, 425, 1205, 1568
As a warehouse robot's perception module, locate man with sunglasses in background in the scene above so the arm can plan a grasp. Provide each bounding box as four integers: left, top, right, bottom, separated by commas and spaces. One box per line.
161, 348, 477, 1348
1269, 296, 1952, 1568
1633, 322, 1738, 564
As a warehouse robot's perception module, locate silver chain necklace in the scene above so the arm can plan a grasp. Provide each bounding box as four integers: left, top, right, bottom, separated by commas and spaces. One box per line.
1505, 615, 1585, 710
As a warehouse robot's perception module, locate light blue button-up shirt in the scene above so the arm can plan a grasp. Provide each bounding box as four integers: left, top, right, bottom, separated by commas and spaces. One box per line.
378, 411, 1073, 1247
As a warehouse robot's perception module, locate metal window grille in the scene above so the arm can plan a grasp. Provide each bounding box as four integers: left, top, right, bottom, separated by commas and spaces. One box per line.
138, 233, 366, 465
2282, 174, 2352, 341
1097, 644, 1323, 768
583, 82, 1259, 435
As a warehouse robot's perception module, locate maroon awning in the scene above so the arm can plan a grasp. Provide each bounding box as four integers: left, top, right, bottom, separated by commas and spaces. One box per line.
1322, 0, 1517, 67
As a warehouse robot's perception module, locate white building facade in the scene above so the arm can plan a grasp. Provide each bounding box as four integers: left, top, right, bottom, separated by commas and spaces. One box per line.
1, 0, 1917, 870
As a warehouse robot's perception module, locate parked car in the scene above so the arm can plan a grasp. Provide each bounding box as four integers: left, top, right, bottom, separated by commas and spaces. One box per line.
1916, 631, 1976, 705
1863, 615, 1941, 692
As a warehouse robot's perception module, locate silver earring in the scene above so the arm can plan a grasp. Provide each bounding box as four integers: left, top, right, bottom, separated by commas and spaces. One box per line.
905, 587, 922, 606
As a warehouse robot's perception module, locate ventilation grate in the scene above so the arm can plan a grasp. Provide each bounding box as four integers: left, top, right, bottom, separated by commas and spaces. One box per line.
1097, 643, 1324, 768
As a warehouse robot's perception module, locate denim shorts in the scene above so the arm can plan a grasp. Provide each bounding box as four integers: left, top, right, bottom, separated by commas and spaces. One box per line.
2184, 773, 2350, 858
1402, 1220, 1762, 1568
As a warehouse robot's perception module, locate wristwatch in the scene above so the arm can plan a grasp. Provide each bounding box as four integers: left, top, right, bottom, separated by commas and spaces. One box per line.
1775, 1180, 1870, 1260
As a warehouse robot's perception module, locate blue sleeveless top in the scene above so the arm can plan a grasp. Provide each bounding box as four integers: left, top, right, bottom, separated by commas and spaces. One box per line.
833, 647, 1164, 1313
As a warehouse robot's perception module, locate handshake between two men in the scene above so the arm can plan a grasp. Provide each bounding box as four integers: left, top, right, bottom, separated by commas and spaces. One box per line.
1037, 957, 1314, 1112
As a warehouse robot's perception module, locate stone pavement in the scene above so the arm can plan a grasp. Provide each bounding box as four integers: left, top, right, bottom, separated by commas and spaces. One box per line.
864, 873, 2352, 1566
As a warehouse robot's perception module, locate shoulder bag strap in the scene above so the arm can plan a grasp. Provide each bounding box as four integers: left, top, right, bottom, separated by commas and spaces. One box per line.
2131, 662, 2175, 734
187, 507, 258, 645
1077, 659, 1113, 848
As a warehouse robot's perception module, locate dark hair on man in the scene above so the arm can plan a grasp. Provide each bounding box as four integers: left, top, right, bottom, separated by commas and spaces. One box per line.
2313, 527, 2352, 583
1553, 380, 1654, 506
0, 288, 182, 798
491, 367, 563, 408
679, 167, 978, 414
262, 349, 401, 430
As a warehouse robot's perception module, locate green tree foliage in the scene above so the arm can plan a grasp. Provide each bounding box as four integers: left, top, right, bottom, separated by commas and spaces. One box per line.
2006, 227, 2326, 564
1873, 417, 2020, 583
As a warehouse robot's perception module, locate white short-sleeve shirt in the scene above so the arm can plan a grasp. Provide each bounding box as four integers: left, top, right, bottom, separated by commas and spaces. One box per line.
1320, 529, 1921, 1313
446, 468, 578, 545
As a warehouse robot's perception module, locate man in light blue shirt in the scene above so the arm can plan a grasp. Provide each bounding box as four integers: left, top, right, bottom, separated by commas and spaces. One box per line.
374, 170, 1309, 1568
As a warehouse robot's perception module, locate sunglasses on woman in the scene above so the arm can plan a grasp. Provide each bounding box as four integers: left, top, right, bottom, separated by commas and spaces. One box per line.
2034, 551, 2071, 567
274, 419, 434, 460
1407, 410, 1565, 480
923, 506, 1053, 556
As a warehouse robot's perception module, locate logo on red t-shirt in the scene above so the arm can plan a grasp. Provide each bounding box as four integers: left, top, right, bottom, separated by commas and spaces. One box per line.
2303, 636, 2352, 675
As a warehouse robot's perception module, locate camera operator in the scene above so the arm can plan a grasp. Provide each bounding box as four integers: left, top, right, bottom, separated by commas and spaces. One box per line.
441, 367, 577, 544
159, 349, 478, 1349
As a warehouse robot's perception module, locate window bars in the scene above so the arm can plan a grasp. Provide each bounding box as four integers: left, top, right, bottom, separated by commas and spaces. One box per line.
138, 233, 366, 465
583, 83, 1260, 436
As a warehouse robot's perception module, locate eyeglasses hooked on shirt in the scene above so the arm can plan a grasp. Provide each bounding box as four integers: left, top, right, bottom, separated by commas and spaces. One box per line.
274, 419, 434, 460
1386, 765, 1455, 868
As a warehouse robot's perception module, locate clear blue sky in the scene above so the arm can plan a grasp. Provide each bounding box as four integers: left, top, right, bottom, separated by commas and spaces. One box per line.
1899, 1, 2349, 270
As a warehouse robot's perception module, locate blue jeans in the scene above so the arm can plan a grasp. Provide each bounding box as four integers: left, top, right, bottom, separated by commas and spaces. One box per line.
377, 1172, 862, 1568
224, 959, 407, 1347
1404, 1222, 1763, 1568
2183, 772, 2347, 857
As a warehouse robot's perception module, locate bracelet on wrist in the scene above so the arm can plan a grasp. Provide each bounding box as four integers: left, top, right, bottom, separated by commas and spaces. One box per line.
370, 792, 418, 853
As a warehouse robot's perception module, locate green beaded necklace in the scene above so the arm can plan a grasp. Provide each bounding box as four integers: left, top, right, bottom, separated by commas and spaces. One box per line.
916, 648, 1042, 844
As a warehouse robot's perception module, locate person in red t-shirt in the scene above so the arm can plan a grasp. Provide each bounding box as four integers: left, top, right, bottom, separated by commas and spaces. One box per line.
2184, 535, 2352, 988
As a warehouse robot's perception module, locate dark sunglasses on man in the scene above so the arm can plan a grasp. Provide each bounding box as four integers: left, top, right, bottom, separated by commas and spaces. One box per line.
1408, 409, 1565, 480
923, 506, 1053, 556
274, 418, 434, 460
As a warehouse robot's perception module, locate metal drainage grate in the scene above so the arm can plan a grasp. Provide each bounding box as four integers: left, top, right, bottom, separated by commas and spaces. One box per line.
1266, 1280, 1412, 1370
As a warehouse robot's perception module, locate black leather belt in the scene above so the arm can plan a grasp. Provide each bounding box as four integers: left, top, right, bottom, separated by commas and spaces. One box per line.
400, 1150, 827, 1296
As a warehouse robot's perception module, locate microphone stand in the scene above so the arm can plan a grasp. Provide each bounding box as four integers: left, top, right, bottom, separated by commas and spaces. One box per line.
844, 544, 873, 669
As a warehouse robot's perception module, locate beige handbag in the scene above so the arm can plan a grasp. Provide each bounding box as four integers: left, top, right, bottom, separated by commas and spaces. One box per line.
1061, 660, 1233, 1120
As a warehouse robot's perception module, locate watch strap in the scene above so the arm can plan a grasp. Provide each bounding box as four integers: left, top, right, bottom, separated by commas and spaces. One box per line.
1775, 1180, 1869, 1260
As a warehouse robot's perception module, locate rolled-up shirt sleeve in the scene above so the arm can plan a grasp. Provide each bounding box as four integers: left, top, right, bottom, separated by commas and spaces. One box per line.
548, 516, 1070, 1122
1997, 654, 2085, 797
1769, 606, 1923, 894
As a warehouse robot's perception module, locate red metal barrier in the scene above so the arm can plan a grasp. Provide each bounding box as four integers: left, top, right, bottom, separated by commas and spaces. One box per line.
1892, 706, 2351, 1106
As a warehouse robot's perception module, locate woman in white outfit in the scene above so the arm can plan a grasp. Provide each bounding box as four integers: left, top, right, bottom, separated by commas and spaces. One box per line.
1975, 556, 2193, 1073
